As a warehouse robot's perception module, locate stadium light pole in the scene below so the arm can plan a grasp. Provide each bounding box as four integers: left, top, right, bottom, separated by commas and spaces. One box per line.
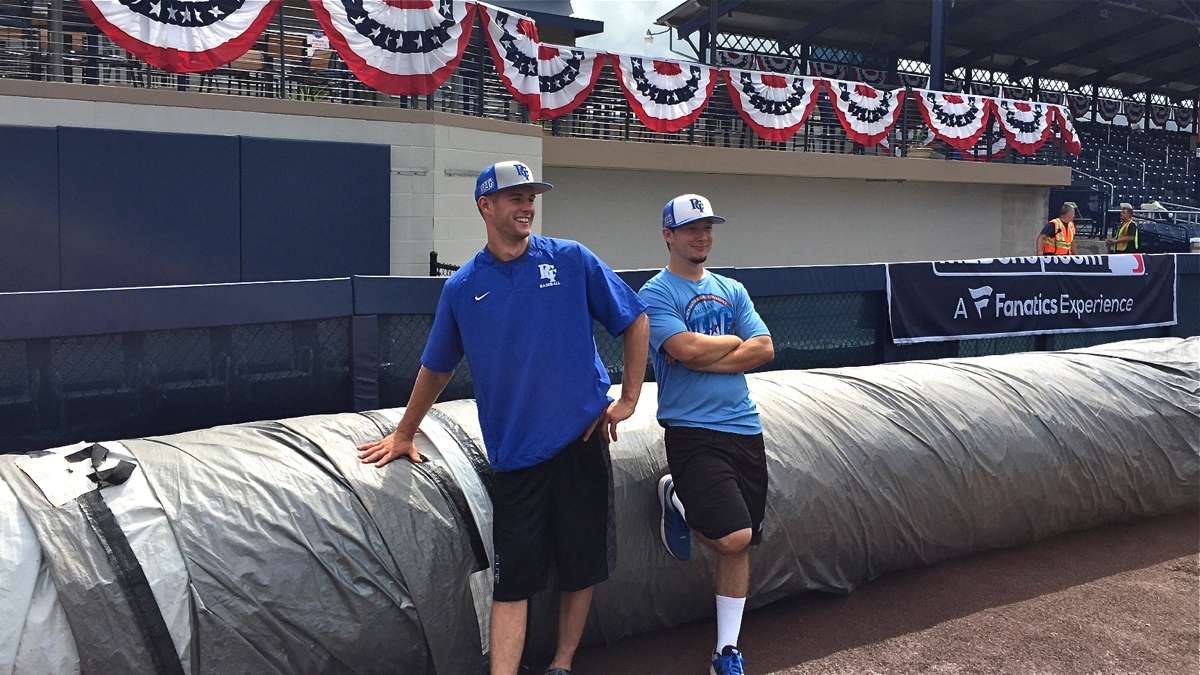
929, 0, 947, 90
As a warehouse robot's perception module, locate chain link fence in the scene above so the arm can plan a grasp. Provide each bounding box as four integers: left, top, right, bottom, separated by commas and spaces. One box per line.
2, 280, 1193, 453
0, 317, 350, 453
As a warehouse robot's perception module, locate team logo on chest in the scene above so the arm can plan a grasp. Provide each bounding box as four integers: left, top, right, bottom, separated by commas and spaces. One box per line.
538, 263, 560, 288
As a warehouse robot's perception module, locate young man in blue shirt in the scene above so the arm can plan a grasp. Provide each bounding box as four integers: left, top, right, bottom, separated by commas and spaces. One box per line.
640, 194, 774, 675
357, 161, 649, 675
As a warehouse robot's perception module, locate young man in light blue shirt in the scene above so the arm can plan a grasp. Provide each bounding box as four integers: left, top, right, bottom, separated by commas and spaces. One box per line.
358, 161, 649, 675
639, 194, 774, 675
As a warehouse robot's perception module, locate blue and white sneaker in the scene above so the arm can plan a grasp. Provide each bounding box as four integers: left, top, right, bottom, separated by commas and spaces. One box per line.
657, 474, 691, 561
710, 645, 745, 675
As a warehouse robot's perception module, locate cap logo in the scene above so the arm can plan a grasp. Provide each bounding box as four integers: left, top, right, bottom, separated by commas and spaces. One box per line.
479, 177, 496, 193
514, 164, 530, 180
689, 198, 705, 212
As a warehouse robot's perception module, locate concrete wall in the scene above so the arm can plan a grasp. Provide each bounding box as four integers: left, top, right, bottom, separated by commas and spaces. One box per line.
540, 168, 1051, 268
1, 81, 1067, 275
0, 82, 541, 276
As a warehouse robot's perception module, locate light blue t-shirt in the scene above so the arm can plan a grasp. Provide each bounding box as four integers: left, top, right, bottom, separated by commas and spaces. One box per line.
639, 269, 770, 434
421, 236, 646, 471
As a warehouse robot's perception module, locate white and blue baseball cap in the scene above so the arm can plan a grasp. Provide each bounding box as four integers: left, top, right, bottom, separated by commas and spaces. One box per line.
474, 160, 554, 201
662, 193, 726, 230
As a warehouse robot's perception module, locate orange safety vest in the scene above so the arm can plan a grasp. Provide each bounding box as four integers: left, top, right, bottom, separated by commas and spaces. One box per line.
1041, 217, 1075, 255
1114, 219, 1139, 253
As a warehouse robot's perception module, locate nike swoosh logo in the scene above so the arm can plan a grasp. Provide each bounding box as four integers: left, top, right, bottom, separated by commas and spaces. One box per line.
474, 292, 490, 301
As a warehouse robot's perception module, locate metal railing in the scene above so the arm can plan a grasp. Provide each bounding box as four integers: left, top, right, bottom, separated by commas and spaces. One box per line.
0, 2, 1071, 165
428, 251, 460, 278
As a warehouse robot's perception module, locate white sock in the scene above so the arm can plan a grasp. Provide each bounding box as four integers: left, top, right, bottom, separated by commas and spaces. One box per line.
670, 490, 687, 521
715, 594, 745, 653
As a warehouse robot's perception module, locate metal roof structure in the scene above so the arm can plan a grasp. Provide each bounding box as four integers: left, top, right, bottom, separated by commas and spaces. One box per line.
658, 0, 1199, 98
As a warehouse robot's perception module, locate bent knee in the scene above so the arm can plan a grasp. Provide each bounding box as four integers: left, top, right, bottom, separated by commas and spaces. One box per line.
712, 528, 752, 555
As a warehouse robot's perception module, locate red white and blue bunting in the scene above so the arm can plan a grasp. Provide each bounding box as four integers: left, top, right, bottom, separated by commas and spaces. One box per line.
994, 98, 1053, 155
78, 0, 280, 73
759, 55, 797, 74
722, 69, 823, 143
1050, 105, 1081, 156
1098, 98, 1122, 121
311, 0, 475, 95
1066, 92, 1091, 120
1149, 104, 1170, 128
961, 133, 1008, 162
63, 0, 1107, 158
1124, 101, 1145, 125
716, 50, 756, 69
823, 79, 906, 147
479, 4, 540, 114
612, 55, 716, 133
911, 89, 993, 152
1175, 105, 1195, 130
536, 44, 605, 121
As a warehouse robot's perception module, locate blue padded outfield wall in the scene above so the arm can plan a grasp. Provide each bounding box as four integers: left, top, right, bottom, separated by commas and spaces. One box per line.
0, 126, 60, 292
59, 127, 242, 289
0, 125, 389, 292
240, 137, 389, 283
0, 255, 1197, 454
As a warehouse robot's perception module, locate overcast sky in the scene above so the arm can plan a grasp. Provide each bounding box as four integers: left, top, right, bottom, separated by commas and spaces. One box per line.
572, 0, 697, 59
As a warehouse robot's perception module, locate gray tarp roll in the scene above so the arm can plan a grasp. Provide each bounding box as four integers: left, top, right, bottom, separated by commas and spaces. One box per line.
2, 338, 1197, 673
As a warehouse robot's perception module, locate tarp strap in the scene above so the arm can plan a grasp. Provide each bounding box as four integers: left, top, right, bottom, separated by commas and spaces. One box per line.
65, 443, 137, 488
412, 460, 490, 573
77, 490, 185, 675
427, 408, 493, 492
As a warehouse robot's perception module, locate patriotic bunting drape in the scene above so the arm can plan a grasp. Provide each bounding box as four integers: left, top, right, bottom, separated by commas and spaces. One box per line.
722, 69, 823, 143
823, 79, 905, 147
994, 98, 1053, 155
534, 44, 605, 120
716, 50, 755, 69
809, 61, 845, 80
69, 0, 1119, 156
960, 134, 1008, 162
477, 3, 603, 120
1050, 106, 1081, 156
1175, 106, 1195, 130
1098, 98, 1122, 121
311, 0, 476, 95
971, 83, 999, 97
1066, 93, 1091, 120
853, 67, 887, 86
760, 55, 797, 74
1002, 86, 1027, 101
612, 55, 716, 133
479, 4, 540, 114
78, 0, 280, 73
1125, 101, 1145, 125
1149, 104, 1170, 128
911, 89, 992, 151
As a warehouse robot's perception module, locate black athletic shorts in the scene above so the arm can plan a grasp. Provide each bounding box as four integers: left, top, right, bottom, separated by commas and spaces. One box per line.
490, 429, 613, 601
664, 426, 767, 545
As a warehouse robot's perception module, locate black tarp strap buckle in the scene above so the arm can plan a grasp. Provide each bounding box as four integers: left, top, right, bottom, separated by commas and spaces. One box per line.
66, 443, 137, 488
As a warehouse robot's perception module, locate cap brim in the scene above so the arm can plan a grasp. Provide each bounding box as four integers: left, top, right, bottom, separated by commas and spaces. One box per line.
668, 214, 726, 229
491, 181, 554, 196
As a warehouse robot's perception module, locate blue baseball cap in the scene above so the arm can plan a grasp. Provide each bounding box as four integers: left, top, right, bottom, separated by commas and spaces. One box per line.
474, 161, 554, 201
662, 193, 726, 230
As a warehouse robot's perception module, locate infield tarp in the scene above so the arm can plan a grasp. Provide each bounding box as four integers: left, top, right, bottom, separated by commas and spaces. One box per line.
1, 338, 1196, 673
